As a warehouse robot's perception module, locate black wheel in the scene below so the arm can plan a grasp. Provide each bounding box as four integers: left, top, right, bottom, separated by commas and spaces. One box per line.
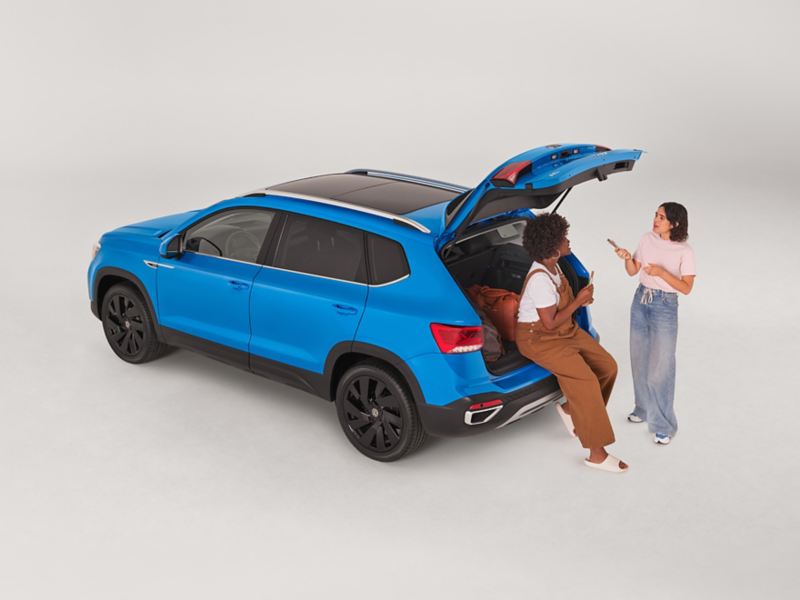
335, 361, 427, 462
101, 283, 168, 364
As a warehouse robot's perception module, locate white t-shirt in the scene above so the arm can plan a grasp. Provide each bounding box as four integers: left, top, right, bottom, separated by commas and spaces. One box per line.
633, 232, 696, 292
517, 262, 561, 323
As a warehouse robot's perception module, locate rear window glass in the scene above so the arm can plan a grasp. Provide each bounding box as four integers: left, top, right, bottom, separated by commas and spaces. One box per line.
367, 234, 409, 284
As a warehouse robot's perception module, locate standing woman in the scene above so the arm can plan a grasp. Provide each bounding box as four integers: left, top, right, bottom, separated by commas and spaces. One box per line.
516, 213, 628, 472
614, 203, 696, 445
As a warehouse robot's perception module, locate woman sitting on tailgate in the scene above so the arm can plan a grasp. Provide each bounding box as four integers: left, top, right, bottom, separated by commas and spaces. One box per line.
515, 213, 628, 473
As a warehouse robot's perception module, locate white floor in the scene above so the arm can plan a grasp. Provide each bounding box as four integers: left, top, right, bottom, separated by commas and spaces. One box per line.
1, 180, 798, 600
3, 1, 799, 595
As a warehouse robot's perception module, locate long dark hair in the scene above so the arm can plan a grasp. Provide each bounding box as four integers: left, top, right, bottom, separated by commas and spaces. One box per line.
660, 202, 688, 242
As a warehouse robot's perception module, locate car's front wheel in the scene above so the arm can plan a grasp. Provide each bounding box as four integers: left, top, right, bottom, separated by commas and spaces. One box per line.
101, 283, 168, 364
335, 361, 427, 461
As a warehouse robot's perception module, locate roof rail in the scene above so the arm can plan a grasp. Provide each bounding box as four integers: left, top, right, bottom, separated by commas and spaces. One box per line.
346, 169, 469, 194
242, 189, 431, 234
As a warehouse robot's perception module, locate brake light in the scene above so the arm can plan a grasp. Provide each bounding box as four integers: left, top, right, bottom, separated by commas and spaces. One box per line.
491, 160, 532, 187
430, 324, 483, 354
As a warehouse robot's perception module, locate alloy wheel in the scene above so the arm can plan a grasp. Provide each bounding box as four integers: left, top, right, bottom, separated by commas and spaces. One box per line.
104, 293, 146, 357
342, 375, 404, 453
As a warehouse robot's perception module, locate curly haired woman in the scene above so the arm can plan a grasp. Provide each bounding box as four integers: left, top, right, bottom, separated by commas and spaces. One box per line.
613, 203, 696, 446
516, 213, 628, 473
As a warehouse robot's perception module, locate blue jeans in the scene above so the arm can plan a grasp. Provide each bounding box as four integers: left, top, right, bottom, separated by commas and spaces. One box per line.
630, 285, 679, 436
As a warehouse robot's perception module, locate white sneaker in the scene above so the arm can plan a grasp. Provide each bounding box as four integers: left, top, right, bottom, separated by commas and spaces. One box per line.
654, 433, 671, 445
627, 414, 644, 423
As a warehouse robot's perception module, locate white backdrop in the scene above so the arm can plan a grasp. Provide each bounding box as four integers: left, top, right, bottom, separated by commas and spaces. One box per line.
2, 1, 799, 599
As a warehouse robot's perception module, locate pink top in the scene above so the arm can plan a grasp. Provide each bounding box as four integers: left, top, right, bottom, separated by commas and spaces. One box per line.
634, 232, 696, 292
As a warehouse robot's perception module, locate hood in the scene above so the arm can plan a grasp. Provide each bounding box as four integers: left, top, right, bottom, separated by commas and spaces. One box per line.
111, 210, 199, 237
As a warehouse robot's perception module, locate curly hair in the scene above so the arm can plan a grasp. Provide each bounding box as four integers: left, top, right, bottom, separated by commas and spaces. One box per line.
523, 212, 569, 262
660, 202, 689, 242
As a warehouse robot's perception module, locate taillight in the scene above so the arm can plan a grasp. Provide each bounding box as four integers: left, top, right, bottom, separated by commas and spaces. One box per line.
430, 324, 483, 354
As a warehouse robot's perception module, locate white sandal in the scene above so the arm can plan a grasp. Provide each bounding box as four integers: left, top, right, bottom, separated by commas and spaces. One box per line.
555, 403, 577, 438
584, 454, 629, 473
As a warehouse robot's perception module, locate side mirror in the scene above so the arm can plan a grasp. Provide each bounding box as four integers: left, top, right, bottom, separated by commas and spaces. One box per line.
159, 233, 183, 258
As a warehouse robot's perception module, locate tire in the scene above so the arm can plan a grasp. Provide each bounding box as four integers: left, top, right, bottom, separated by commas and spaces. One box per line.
100, 283, 168, 364
335, 360, 427, 462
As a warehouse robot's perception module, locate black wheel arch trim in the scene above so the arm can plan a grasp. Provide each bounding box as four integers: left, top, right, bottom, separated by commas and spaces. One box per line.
323, 342, 426, 408
92, 267, 163, 341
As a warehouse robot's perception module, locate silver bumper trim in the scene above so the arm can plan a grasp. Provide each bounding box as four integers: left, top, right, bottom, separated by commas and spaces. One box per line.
464, 405, 503, 426
497, 390, 563, 428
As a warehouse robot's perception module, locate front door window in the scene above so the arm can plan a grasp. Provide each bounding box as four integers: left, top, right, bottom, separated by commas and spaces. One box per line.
185, 208, 275, 263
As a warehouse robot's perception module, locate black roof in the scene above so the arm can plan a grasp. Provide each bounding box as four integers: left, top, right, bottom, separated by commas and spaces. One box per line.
268, 173, 461, 215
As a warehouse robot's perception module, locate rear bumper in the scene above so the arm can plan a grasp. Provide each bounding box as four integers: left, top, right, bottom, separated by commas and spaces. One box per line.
417, 375, 562, 437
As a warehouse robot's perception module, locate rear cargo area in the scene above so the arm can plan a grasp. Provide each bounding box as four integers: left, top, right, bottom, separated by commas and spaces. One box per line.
441, 218, 584, 375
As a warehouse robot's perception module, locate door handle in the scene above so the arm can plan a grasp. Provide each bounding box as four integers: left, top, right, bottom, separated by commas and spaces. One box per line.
334, 304, 358, 315
229, 280, 249, 290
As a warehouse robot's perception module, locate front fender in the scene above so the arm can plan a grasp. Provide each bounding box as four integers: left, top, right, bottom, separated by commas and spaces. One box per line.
89, 265, 161, 340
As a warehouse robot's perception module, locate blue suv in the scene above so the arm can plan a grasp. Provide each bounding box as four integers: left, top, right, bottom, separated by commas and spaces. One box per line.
88, 143, 642, 461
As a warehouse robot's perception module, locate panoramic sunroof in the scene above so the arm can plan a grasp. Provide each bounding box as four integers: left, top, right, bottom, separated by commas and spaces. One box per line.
269, 174, 460, 214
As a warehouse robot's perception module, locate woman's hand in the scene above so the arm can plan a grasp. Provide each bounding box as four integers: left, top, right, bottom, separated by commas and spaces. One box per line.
615, 247, 632, 261
645, 267, 696, 295
537, 284, 593, 330
643, 264, 665, 277
618, 247, 640, 276
576, 284, 594, 306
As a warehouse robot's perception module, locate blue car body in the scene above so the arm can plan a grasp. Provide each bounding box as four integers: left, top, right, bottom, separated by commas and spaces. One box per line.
88, 143, 642, 453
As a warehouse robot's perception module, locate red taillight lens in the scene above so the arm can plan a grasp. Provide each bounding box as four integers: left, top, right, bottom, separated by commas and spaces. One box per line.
468, 399, 503, 411
430, 323, 483, 354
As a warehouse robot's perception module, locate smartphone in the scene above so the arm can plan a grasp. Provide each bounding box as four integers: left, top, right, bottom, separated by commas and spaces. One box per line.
589, 270, 594, 284
606, 238, 619, 249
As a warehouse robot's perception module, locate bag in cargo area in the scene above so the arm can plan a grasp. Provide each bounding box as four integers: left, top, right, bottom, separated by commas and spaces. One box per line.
466, 285, 520, 342
475, 307, 504, 362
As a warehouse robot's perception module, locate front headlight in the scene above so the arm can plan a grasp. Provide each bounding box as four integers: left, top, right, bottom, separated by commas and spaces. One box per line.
91, 240, 101, 259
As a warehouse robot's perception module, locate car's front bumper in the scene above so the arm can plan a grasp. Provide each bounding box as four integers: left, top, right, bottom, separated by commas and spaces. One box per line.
416, 375, 562, 437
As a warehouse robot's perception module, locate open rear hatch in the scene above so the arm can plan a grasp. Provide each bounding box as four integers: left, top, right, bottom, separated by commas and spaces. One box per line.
437, 143, 643, 250
439, 143, 643, 374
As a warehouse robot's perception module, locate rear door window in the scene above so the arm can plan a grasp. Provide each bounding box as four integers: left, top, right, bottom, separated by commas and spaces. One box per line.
272, 214, 367, 283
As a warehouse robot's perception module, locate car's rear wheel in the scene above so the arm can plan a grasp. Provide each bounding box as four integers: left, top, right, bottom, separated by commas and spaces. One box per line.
101, 283, 168, 364
335, 361, 427, 462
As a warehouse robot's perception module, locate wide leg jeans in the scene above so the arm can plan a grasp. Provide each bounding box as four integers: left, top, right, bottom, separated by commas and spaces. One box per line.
630, 285, 679, 436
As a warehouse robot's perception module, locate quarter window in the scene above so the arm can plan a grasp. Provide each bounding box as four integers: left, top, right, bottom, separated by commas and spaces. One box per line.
367, 234, 409, 284
273, 214, 367, 283
184, 209, 275, 263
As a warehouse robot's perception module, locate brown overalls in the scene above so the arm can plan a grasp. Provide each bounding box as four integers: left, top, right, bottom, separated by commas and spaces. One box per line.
516, 267, 618, 449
